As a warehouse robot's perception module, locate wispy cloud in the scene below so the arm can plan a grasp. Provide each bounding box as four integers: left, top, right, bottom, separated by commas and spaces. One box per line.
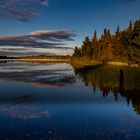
0, 30, 76, 48
0, 47, 74, 56
0, 0, 48, 21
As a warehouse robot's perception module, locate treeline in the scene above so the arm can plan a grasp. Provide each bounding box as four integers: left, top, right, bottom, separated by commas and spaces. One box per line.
72, 19, 140, 65
0, 55, 71, 60
0, 56, 17, 59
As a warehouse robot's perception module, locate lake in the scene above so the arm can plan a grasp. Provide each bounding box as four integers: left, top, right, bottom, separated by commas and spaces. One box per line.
0, 61, 140, 140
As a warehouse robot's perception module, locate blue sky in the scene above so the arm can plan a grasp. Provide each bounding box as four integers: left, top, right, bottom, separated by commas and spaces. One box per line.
0, 0, 140, 56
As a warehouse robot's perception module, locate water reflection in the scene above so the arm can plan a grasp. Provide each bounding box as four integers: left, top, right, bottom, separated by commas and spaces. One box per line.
74, 65, 140, 115
0, 60, 15, 63
119, 69, 124, 91
0, 63, 140, 112
0, 104, 49, 120
0, 62, 76, 87
0, 62, 140, 139
0, 61, 7, 64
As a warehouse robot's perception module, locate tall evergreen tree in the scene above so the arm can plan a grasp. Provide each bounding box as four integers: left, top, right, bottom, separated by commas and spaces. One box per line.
73, 46, 81, 58
91, 30, 98, 58
81, 36, 92, 58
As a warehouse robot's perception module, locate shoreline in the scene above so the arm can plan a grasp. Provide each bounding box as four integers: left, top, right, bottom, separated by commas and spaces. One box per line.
0, 58, 70, 63
70, 60, 140, 68
0, 59, 139, 68
17, 58, 70, 63
106, 62, 139, 67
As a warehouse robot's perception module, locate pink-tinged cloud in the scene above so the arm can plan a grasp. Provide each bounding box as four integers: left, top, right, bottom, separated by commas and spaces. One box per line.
0, 0, 48, 21
31, 30, 70, 36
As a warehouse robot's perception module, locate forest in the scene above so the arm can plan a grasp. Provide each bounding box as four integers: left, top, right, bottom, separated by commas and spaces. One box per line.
71, 19, 140, 67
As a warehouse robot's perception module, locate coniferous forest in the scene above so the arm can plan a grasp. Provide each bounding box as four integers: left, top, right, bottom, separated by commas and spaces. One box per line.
71, 19, 140, 67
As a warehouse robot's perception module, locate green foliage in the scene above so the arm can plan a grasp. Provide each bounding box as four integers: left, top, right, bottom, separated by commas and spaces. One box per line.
73, 46, 81, 58
72, 18, 140, 65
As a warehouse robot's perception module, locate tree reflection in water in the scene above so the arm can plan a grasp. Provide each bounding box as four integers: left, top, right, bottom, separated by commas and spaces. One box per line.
73, 65, 140, 115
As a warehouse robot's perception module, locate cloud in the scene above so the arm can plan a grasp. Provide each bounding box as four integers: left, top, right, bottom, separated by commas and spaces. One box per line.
30, 30, 76, 42
0, 30, 76, 48
0, 0, 48, 21
0, 46, 74, 56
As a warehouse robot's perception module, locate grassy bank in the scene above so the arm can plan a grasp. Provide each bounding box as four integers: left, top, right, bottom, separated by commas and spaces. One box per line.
70, 58, 140, 69
70, 58, 103, 68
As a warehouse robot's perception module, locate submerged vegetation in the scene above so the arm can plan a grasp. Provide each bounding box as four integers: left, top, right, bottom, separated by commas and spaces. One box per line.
71, 19, 140, 68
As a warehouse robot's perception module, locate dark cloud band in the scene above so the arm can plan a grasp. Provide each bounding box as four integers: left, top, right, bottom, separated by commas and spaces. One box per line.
0, 30, 76, 48
0, 0, 48, 21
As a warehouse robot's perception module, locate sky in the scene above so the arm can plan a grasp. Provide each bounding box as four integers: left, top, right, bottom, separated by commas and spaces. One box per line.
0, 0, 140, 56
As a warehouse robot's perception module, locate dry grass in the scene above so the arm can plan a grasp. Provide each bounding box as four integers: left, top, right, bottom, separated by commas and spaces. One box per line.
70, 57, 140, 69
17, 58, 70, 63
70, 58, 102, 68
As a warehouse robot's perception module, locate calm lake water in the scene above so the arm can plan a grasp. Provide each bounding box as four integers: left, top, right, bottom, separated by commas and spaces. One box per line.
0, 61, 140, 140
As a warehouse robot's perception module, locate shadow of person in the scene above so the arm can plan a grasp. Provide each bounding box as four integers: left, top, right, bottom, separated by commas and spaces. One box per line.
119, 69, 125, 96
